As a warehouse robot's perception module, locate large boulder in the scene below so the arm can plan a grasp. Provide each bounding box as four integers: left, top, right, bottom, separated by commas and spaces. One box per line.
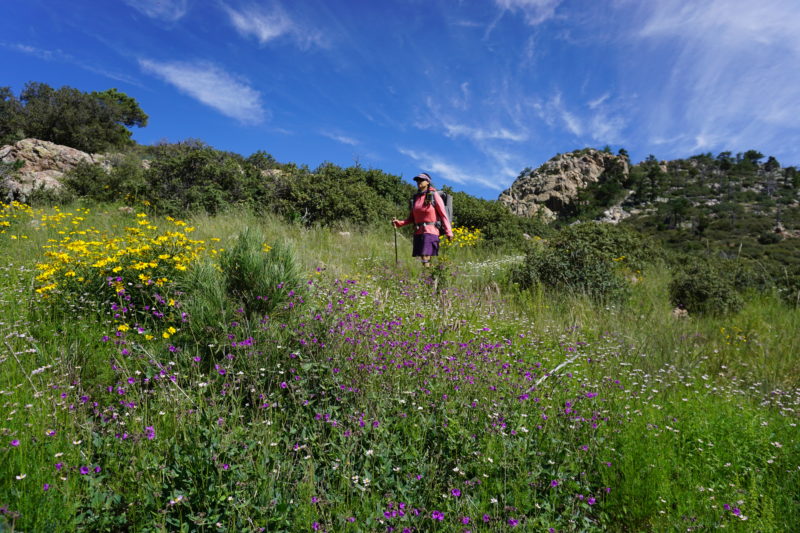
498, 148, 629, 222
0, 138, 107, 200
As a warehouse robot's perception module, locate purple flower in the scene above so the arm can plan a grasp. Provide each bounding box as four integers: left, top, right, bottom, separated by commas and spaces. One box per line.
508, 518, 519, 527
311, 522, 320, 531
461, 516, 470, 524
145, 426, 156, 440
79, 466, 90, 475
451, 488, 461, 497
482, 514, 491, 523
431, 510, 444, 521
587, 497, 596, 505
55, 462, 63, 471
10, 439, 19, 447
43, 483, 50, 491
280, 382, 288, 389
550, 479, 559, 487
221, 463, 230, 470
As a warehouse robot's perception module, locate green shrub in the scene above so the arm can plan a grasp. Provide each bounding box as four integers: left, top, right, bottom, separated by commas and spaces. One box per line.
142, 145, 267, 215
552, 222, 662, 271
669, 260, 743, 315
219, 227, 302, 317
512, 242, 630, 302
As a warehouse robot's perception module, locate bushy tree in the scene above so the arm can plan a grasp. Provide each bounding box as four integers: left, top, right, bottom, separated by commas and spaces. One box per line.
0, 87, 24, 145
2, 82, 147, 152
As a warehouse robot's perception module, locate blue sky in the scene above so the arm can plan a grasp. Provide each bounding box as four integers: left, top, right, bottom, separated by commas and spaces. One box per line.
3, 0, 800, 199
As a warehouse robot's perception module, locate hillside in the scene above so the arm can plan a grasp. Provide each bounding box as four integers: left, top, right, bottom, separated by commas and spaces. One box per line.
501, 148, 800, 277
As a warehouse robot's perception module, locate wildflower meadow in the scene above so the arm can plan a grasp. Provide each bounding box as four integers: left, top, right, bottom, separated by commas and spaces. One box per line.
1, 201, 798, 532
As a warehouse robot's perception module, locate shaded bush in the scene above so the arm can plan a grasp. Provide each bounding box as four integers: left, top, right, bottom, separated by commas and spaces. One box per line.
551, 222, 662, 271
669, 260, 743, 315
142, 145, 267, 215
452, 191, 550, 249
270, 163, 407, 226
512, 242, 630, 302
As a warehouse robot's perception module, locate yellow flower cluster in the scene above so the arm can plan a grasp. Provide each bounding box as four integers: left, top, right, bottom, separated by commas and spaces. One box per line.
442, 226, 482, 248
0, 201, 34, 237
32, 210, 210, 297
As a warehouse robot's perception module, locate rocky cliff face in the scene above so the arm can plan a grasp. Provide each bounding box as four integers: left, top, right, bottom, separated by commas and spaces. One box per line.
498, 149, 629, 222
0, 138, 106, 200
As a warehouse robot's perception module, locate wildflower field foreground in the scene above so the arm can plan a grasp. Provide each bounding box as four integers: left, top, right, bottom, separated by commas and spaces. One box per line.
1, 202, 798, 532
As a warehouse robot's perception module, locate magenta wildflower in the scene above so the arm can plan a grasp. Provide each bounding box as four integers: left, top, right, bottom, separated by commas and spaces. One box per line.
550, 479, 559, 487
482, 514, 491, 523
461, 516, 470, 524
588, 497, 596, 505
221, 463, 230, 470
79, 466, 90, 475
431, 510, 444, 521
508, 518, 519, 526
43, 483, 50, 491
451, 488, 461, 497
10, 439, 19, 447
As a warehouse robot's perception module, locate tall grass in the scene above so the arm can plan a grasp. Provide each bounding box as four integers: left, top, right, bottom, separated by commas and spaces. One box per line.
1, 202, 798, 531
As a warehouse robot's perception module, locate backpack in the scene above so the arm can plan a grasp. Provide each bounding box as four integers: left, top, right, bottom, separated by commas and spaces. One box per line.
409, 189, 454, 230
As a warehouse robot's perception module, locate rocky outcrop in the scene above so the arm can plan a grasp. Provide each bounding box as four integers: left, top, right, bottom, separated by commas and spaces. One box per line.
0, 138, 107, 200
498, 149, 629, 222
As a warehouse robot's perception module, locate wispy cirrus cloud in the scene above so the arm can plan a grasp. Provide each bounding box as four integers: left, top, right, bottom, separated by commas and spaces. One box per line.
531, 90, 628, 145
398, 147, 503, 190
139, 59, 266, 124
123, 0, 189, 22
630, 0, 800, 158
3, 42, 141, 85
493, 0, 562, 26
419, 95, 529, 143
221, 2, 325, 49
320, 130, 358, 146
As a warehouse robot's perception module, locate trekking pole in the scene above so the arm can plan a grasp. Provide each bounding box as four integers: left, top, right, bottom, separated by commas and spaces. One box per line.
394, 224, 398, 265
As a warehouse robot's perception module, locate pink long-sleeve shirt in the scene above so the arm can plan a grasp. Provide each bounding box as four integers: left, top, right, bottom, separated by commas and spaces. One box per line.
395, 189, 453, 237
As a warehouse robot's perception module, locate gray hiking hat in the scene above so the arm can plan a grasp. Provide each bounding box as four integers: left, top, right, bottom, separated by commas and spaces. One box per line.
413, 173, 431, 183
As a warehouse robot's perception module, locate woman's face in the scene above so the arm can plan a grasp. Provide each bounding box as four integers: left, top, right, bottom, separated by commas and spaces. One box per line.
416, 180, 429, 191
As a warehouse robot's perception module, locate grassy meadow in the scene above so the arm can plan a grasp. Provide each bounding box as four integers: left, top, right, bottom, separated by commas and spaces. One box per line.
0, 200, 798, 532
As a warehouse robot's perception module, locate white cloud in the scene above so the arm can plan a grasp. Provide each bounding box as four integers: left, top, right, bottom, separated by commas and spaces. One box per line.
4, 42, 141, 85
531, 91, 629, 145
139, 59, 266, 124
632, 0, 800, 157
443, 122, 528, 142
398, 147, 504, 190
321, 131, 358, 146
587, 93, 609, 110
221, 2, 325, 49
494, 0, 562, 26
123, 0, 188, 22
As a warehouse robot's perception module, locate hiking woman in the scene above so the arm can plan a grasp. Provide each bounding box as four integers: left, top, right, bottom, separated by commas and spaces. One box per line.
392, 172, 453, 267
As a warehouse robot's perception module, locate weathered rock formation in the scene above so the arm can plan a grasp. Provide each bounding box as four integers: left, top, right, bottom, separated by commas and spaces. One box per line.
0, 138, 107, 200
498, 149, 629, 222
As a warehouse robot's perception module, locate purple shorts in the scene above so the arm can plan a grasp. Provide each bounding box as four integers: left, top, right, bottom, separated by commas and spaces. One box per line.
412, 233, 439, 257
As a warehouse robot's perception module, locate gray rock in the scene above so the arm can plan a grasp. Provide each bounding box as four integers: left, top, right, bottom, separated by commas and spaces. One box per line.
498, 149, 629, 222
1, 138, 105, 200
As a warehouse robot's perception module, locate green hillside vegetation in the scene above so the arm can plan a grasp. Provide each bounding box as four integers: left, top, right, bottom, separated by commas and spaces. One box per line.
1, 82, 798, 530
